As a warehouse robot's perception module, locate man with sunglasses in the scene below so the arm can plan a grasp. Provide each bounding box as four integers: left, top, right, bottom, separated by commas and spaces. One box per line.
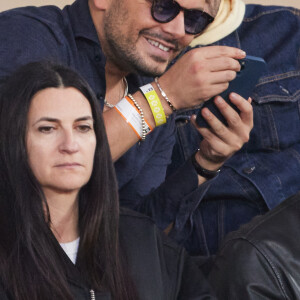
0, 0, 252, 247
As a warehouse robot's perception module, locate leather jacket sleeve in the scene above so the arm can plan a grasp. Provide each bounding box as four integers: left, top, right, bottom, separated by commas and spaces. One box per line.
177, 253, 218, 300
0, 281, 9, 300
208, 239, 288, 300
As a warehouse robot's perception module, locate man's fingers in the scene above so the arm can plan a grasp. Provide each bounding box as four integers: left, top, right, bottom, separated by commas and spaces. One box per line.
207, 70, 237, 84
210, 94, 252, 144
212, 96, 241, 128
190, 115, 227, 154
210, 57, 241, 73
160, 46, 247, 110
191, 56, 241, 73
191, 72, 237, 101
190, 118, 239, 161
212, 94, 253, 128
190, 46, 246, 60
228, 93, 253, 128
198, 107, 232, 141
192, 96, 251, 146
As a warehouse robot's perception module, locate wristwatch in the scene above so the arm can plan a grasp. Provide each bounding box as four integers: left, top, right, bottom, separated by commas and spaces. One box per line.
191, 150, 221, 180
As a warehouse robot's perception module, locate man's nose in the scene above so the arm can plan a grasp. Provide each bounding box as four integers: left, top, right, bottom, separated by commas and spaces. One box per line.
160, 11, 186, 38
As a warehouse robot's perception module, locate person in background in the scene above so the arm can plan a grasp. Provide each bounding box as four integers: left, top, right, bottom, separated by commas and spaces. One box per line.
166, 0, 300, 256
0, 0, 253, 232
0, 60, 216, 300
208, 191, 300, 299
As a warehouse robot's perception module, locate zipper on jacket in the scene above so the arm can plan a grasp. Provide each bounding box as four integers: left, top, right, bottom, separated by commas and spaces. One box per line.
90, 289, 95, 300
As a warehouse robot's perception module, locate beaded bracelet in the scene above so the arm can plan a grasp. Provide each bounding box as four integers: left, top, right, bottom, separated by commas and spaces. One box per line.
154, 77, 176, 112
114, 96, 151, 141
139, 84, 167, 127
127, 94, 148, 141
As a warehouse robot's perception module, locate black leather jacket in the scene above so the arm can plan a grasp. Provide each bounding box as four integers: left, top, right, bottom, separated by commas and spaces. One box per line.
208, 191, 300, 300
0, 208, 216, 300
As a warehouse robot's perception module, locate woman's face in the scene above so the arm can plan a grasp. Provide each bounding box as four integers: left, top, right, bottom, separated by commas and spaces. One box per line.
26, 87, 96, 197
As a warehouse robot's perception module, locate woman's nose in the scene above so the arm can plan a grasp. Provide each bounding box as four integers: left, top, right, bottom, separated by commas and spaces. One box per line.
58, 130, 79, 154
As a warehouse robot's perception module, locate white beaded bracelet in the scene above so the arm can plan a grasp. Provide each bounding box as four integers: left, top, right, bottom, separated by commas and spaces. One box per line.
127, 94, 147, 141
114, 96, 151, 141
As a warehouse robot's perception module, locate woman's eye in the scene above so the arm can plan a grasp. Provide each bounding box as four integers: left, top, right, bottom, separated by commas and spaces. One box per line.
38, 126, 54, 133
77, 125, 92, 133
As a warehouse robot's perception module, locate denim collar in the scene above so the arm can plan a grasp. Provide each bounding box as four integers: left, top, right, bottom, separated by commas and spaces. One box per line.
66, 0, 100, 45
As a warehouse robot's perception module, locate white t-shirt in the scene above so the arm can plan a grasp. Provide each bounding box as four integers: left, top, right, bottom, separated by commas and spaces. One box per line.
60, 237, 80, 264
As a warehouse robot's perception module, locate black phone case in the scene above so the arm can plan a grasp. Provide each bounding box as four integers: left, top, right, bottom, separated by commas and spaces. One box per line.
196, 55, 267, 127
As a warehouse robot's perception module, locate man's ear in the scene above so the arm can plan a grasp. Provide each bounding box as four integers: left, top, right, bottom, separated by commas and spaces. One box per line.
89, 0, 109, 11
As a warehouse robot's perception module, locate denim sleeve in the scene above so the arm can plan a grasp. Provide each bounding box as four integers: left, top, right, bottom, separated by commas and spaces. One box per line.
116, 109, 215, 231
133, 157, 215, 231
0, 10, 67, 84
229, 143, 300, 210
227, 98, 300, 210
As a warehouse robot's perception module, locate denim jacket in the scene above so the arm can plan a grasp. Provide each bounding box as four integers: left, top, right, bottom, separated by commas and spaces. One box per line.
167, 4, 300, 255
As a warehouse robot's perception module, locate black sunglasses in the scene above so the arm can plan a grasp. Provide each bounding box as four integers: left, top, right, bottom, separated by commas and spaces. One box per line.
151, 0, 214, 35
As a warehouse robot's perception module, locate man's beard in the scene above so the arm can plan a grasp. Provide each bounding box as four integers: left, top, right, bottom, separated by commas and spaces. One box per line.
102, 4, 177, 77
104, 34, 164, 77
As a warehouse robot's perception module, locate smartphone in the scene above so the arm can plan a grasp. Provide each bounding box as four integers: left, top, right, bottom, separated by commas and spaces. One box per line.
196, 55, 267, 127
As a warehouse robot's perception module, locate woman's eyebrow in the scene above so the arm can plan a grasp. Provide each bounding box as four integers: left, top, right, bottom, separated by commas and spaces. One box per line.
75, 116, 94, 122
33, 117, 59, 126
33, 116, 94, 126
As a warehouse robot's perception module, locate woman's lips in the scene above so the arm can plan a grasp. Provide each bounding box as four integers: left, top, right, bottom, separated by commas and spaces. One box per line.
55, 163, 82, 168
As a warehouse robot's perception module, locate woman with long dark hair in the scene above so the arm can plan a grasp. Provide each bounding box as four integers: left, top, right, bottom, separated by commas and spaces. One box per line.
0, 61, 215, 300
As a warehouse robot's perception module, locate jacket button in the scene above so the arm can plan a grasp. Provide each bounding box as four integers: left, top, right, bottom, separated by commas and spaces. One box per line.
243, 166, 255, 174
95, 55, 101, 62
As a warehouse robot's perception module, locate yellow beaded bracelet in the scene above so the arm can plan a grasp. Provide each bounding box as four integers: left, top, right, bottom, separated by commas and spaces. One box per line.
139, 84, 166, 127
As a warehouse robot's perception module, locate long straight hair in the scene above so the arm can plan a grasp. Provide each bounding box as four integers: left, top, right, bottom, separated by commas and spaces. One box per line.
0, 61, 137, 300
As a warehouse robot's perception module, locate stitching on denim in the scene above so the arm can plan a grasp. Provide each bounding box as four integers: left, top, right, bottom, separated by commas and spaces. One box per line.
198, 211, 210, 255
218, 200, 225, 247
257, 71, 300, 86
253, 160, 284, 200
226, 169, 266, 210
177, 124, 190, 161
265, 104, 280, 151
253, 89, 300, 104
243, 7, 300, 22
288, 148, 300, 165
231, 156, 284, 203
227, 169, 251, 195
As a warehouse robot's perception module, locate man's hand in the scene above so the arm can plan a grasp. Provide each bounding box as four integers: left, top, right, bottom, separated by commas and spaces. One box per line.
105, 46, 247, 161
159, 46, 246, 110
190, 93, 253, 184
